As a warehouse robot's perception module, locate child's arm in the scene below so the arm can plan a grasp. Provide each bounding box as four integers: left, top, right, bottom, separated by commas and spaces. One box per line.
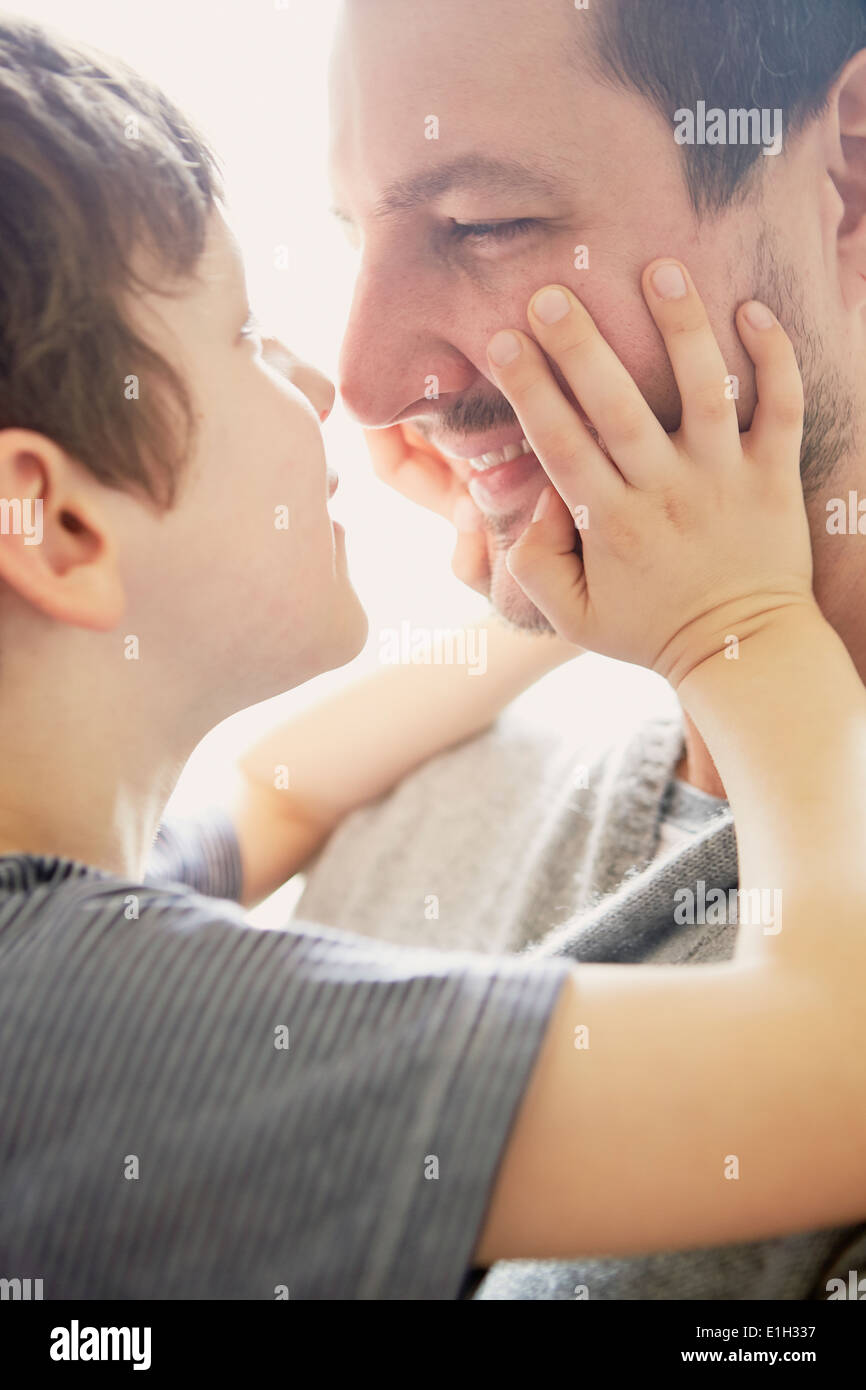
470, 267, 866, 1260
482, 607, 866, 1261
231, 619, 579, 906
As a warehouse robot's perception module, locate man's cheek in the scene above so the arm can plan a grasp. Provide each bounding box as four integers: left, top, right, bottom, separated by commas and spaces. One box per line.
595, 295, 758, 436
504, 269, 675, 419
601, 269, 762, 432
456, 260, 583, 373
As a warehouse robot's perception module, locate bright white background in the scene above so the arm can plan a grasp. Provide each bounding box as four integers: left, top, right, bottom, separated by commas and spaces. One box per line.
14, 0, 678, 917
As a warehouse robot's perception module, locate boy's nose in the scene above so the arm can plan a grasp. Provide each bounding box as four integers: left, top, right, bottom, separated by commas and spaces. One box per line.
303, 366, 336, 424
262, 337, 336, 422
288, 358, 336, 424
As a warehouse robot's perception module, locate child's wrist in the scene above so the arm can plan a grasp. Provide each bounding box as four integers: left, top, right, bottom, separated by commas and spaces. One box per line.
674, 600, 845, 772
660, 596, 825, 696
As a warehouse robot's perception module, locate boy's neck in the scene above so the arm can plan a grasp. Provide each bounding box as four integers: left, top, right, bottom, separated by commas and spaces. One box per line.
0, 777, 173, 878
0, 688, 188, 878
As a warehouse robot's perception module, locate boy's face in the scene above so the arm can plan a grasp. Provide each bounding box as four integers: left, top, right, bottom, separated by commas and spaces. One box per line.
118, 210, 367, 722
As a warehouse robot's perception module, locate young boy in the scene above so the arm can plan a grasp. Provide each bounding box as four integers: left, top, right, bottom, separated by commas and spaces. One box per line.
1, 17, 864, 1299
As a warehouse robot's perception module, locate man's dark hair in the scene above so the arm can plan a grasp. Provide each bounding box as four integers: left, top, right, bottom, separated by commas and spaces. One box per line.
0, 17, 222, 506
589, 0, 866, 214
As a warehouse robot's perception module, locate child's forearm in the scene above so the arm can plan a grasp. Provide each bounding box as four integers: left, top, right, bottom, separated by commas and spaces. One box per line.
233, 619, 579, 904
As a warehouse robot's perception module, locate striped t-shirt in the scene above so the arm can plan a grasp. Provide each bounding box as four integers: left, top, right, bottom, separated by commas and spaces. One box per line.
0, 814, 567, 1299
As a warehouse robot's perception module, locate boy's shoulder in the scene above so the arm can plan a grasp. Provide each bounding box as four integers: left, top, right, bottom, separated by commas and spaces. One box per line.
0, 848, 257, 996
0, 808, 244, 936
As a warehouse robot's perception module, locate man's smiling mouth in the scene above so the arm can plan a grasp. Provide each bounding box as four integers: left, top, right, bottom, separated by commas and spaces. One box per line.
458, 432, 612, 480
466, 436, 535, 471
434, 413, 612, 480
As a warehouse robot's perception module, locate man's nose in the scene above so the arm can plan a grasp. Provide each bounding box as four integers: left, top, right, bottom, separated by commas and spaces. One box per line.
263, 337, 336, 422
337, 260, 476, 428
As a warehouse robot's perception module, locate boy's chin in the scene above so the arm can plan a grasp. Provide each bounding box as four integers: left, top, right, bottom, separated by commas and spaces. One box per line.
315, 589, 370, 674
249, 593, 369, 706
336, 593, 370, 664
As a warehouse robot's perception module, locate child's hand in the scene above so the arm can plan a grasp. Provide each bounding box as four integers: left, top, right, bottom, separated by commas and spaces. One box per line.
486, 262, 815, 686
363, 423, 490, 595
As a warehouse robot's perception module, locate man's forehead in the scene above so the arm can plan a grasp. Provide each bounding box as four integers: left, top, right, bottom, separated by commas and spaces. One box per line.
333, 0, 591, 68
328, 1, 607, 214
329, 2, 592, 131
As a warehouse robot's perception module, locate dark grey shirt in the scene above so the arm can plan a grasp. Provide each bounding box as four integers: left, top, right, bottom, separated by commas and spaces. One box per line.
0, 814, 567, 1299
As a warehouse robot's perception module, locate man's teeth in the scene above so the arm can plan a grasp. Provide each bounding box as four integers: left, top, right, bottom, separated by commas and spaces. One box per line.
468, 437, 534, 472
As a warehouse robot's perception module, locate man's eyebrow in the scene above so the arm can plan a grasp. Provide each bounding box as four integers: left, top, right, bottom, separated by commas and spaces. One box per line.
332, 154, 561, 223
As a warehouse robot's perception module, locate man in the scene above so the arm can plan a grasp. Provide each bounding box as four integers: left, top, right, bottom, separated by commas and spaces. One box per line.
298, 0, 866, 1297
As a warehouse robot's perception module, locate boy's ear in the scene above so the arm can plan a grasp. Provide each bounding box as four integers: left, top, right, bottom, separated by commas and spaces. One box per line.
0, 428, 125, 630
825, 50, 866, 308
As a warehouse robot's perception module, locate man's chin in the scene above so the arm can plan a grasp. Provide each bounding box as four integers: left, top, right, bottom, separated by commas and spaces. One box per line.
487, 552, 555, 634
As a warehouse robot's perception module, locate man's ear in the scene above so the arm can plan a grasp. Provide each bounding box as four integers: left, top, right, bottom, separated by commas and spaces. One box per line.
0, 428, 125, 630
825, 50, 866, 308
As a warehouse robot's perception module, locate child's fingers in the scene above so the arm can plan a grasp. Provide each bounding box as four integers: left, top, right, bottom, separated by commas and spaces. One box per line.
451, 496, 491, 594
505, 485, 587, 644
363, 424, 462, 519
486, 329, 622, 518
640, 259, 741, 464
367, 427, 492, 594
363, 423, 409, 485
735, 302, 805, 467
525, 284, 671, 489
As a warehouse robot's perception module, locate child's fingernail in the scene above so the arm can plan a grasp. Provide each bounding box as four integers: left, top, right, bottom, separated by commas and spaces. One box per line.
743, 300, 776, 330
651, 263, 688, 300
532, 288, 570, 324
533, 485, 553, 523
453, 496, 484, 532
488, 330, 521, 366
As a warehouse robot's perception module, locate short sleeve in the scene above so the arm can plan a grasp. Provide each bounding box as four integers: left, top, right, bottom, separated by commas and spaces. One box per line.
147, 809, 244, 902
279, 925, 569, 1298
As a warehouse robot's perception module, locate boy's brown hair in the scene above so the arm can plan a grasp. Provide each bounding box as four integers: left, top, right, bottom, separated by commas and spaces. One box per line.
0, 17, 222, 506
